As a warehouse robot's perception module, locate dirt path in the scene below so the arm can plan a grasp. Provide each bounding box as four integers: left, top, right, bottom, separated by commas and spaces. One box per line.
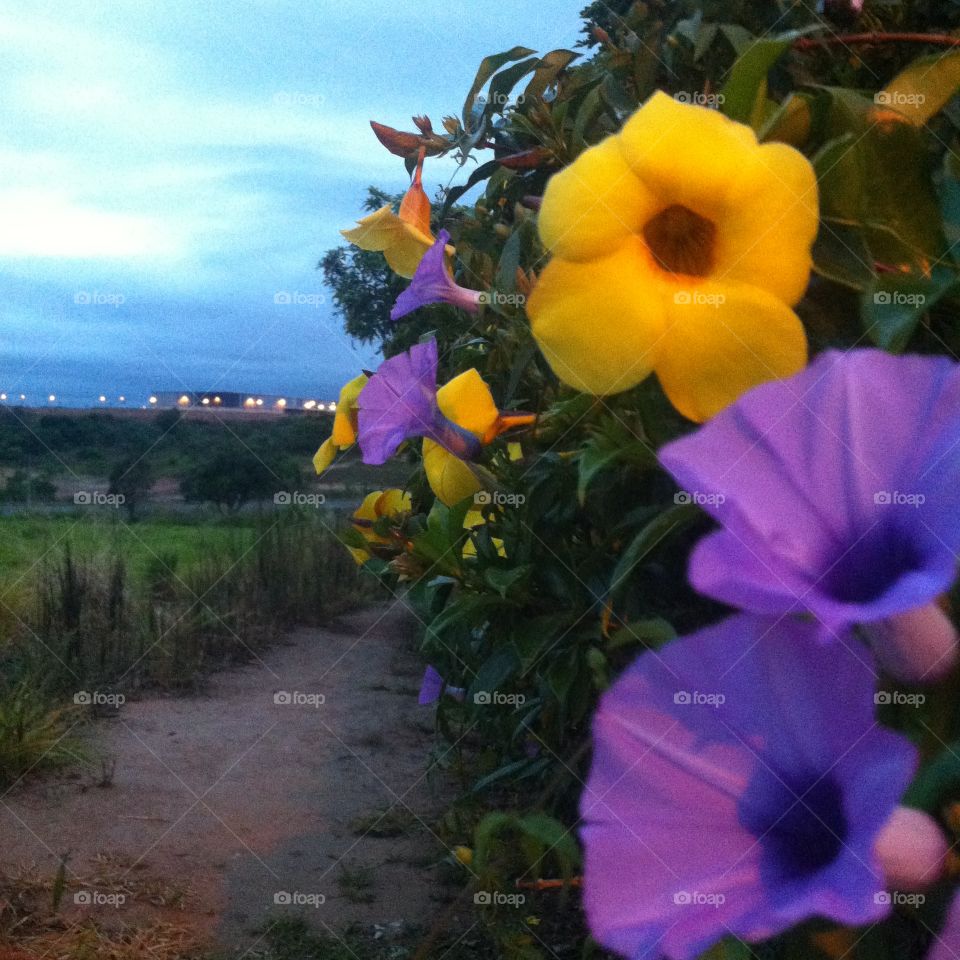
0, 599, 457, 953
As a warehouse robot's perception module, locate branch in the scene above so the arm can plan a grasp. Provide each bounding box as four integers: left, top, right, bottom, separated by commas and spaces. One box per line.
794, 32, 960, 51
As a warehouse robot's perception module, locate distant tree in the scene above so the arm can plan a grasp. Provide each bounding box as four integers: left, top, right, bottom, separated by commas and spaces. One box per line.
1, 470, 56, 503
319, 187, 408, 346
181, 450, 302, 513
108, 456, 154, 521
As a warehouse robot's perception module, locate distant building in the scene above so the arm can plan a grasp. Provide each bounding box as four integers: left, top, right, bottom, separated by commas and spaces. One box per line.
150, 390, 336, 413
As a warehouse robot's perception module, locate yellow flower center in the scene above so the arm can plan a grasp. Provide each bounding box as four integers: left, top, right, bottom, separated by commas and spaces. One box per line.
641, 204, 717, 278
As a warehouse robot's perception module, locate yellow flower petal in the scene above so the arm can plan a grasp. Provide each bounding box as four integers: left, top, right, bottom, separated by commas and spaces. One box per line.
376, 488, 412, 517
348, 546, 372, 566
423, 440, 481, 507
332, 374, 368, 446
341, 206, 404, 252
538, 136, 657, 263
436, 369, 500, 439
527, 238, 666, 395
619, 91, 760, 216
714, 142, 819, 305
507, 442, 523, 462
383, 223, 436, 279
654, 281, 807, 423
313, 437, 336, 475
352, 490, 385, 544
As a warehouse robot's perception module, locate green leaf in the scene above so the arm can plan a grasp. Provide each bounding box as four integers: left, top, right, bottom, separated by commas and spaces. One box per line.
484, 565, 532, 599
609, 503, 700, 597
903, 739, 960, 812
720, 30, 806, 127
523, 49, 579, 103
880, 50, 960, 126
758, 92, 812, 146
606, 617, 676, 651
462, 46, 536, 131
862, 269, 956, 352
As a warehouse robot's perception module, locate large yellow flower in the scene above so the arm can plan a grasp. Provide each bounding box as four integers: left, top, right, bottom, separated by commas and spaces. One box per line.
527, 91, 818, 422
341, 151, 439, 279
313, 373, 369, 475
423, 369, 534, 506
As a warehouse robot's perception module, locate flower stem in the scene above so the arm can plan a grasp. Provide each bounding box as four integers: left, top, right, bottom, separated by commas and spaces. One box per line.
794, 32, 960, 50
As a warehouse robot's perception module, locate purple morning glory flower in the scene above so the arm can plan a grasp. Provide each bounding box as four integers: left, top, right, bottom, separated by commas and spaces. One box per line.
581, 613, 917, 960
418, 665, 465, 705
357, 339, 482, 464
391, 230, 483, 322
659, 349, 960, 680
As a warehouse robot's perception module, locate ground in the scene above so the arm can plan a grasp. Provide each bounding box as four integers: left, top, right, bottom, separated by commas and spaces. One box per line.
0, 600, 463, 957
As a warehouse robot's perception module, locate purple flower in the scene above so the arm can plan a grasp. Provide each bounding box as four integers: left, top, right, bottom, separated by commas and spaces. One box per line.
418, 665, 465, 705
581, 613, 916, 960
358, 339, 482, 464
391, 230, 483, 322
659, 349, 960, 679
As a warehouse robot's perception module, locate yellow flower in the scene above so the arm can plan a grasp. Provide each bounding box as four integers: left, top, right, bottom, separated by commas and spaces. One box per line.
423, 369, 534, 506
341, 150, 444, 279
313, 373, 369, 475
347, 488, 412, 565
462, 509, 506, 559
453, 845, 473, 866
527, 91, 818, 422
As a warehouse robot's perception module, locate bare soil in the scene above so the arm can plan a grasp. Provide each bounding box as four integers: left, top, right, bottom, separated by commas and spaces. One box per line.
0, 599, 457, 955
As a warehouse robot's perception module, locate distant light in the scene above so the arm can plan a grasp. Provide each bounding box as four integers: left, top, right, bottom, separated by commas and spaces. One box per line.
244, 397, 256, 408
99, 395, 107, 403
303, 400, 317, 410
213, 396, 222, 405
0, 393, 6, 401
255, 398, 264, 407
329, 401, 337, 411
118, 396, 126, 403
48, 394, 56, 403
201, 397, 210, 405
19, 394, 25, 401
276, 398, 287, 408
178, 395, 191, 406
149, 396, 157, 404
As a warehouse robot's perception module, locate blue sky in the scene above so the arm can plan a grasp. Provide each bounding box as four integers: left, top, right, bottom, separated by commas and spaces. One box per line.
1, 0, 586, 407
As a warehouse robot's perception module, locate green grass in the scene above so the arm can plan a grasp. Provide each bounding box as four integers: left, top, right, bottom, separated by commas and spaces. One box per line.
0, 514, 257, 585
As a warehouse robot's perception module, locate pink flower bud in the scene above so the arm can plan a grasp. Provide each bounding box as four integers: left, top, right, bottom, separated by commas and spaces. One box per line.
865, 603, 958, 683
874, 807, 948, 892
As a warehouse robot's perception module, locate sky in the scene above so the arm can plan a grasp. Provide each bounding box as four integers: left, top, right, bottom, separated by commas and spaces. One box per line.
0, 0, 587, 408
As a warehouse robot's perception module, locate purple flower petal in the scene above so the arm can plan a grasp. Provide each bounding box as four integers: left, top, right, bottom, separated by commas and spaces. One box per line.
391, 230, 482, 322
357, 340, 439, 464
659, 350, 960, 635
418, 665, 445, 705
581, 613, 916, 960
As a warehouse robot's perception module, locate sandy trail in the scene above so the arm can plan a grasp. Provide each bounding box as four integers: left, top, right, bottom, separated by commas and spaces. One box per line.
0, 599, 454, 951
